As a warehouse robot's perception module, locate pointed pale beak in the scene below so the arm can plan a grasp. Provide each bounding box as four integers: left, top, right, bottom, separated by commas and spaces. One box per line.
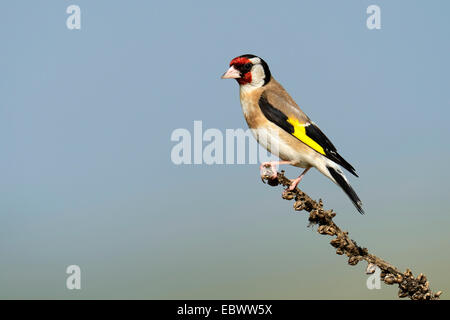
221, 66, 241, 79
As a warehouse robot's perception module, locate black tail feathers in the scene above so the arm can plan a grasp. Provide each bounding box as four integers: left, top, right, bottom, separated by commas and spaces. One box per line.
327, 166, 364, 214
331, 152, 358, 178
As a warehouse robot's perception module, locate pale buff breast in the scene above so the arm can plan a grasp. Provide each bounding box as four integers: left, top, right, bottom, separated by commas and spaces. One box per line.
239, 86, 319, 168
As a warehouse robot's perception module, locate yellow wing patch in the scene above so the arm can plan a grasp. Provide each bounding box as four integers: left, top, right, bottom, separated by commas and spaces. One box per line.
287, 118, 326, 155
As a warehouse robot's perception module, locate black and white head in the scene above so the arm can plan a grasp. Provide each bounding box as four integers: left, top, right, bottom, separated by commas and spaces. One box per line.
221, 54, 272, 89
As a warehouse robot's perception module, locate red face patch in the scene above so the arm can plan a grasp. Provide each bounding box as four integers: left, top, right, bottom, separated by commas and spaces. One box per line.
237, 72, 252, 85
229, 56, 251, 67
229, 56, 253, 85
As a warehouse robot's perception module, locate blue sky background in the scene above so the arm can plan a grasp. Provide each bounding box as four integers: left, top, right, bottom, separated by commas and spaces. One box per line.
1, 0, 449, 299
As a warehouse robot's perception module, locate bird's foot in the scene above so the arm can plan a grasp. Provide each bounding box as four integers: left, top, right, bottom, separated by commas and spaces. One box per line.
260, 162, 278, 183
287, 167, 311, 190
288, 177, 303, 191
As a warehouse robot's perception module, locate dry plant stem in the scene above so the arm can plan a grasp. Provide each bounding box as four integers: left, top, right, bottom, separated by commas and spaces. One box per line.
262, 168, 442, 300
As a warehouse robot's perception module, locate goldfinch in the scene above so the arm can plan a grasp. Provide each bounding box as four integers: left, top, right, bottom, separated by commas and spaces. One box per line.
222, 54, 364, 214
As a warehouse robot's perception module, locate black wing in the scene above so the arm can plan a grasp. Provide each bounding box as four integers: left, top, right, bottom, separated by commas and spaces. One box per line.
258, 94, 358, 177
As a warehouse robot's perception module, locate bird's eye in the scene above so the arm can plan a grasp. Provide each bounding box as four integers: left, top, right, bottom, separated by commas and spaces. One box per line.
242, 63, 253, 73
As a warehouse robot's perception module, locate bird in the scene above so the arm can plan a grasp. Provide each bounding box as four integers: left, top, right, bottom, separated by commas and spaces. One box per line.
221, 54, 364, 214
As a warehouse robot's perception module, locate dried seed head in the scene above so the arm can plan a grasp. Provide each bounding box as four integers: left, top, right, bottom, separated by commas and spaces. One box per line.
330, 238, 341, 248
348, 256, 360, 266
282, 190, 295, 200
398, 289, 408, 298
318, 225, 327, 234
435, 291, 442, 298
293, 201, 305, 211
310, 209, 319, 217
399, 281, 408, 290
336, 248, 344, 255
411, 291, 423, 300
384, 274, 396, 285
419, 274, 427, 284
417, 273, 424, 282
318, 199, 323, 208
318, 225, 333, 235
405, 268, 413, 278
